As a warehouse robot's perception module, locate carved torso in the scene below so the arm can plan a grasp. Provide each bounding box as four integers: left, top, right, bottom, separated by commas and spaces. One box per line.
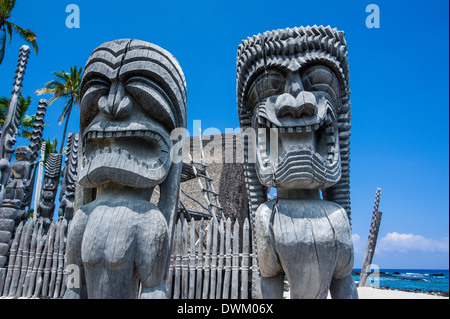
10, 160, 30, 180
255, 199, 354, 298
67, 197, 169, 299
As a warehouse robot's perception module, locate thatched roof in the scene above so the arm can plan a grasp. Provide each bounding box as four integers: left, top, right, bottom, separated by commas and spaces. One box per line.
151, 133, 249, 222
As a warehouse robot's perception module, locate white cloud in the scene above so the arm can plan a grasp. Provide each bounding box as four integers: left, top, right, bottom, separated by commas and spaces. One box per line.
377, 232, 449, 253
352, 233, 364, 254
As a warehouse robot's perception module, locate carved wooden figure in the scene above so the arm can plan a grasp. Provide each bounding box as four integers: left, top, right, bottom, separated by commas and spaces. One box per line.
236, 26, 357, 299
64, 39, 187, 299
4, 146, 31, 204
58, 133, 79, 223
37, 153, 62, 233
0, 45, 31, 206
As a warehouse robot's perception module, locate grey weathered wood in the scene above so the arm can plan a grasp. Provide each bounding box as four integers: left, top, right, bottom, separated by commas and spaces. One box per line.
209, 218, 218, 299
231, 220, 240, 299
195, 218, 204, 299
241, 218, 250, 299
237, 26, 356, 299
359, 188, 382, 287
173, 219, 182, 299
26, 222, 44, 297
166, 254, 174, 299
66, 39, 186, 299
22, 221, 38, 295
216, 218, 224, 299
181, 217, 189, 299
41, 222, 55, 296
8, 220, 29, 296
16, 220, 33, 296
49, 221, 61, 297
60, 221, 70, 297
0, 46, 30, 211
53, 220, 66, 298
222, 218, 232, 299
201, 220, 212, 299
188, 217, 196, 299
33, 222, 50, 297
33, 142, 46, 219
251, 238, 260, 299
2, 221, 24, 296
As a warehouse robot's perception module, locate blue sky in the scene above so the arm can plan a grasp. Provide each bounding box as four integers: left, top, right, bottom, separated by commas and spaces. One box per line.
0, 0, 448, 269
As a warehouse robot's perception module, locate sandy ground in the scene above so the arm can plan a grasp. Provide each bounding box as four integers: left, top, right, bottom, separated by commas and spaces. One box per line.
282, 287, 449, 299
355, 287, 448, 299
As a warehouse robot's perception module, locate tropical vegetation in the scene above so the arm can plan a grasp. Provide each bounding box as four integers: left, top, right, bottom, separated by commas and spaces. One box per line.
0, 0, 38, 64
0, 95, 35, 139
35, 65, 82, 154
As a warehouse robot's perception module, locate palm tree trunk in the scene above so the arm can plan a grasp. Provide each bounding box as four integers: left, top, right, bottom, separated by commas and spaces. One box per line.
0, 27, 6, 64
59, 99, 73, 154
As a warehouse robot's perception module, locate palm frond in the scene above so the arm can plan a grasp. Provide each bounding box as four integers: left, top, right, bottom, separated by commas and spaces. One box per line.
7, 21, 38, 53
0, 0, 15, 16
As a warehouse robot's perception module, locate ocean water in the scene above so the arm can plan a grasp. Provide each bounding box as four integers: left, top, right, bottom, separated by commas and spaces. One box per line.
353, 269, 449, 292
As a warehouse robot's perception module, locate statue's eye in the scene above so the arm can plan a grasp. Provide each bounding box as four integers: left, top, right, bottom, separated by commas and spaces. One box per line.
124, 76, 176, 131
80, 78, 110, 127
301, 65, 341, 108
247, 69, 285, 109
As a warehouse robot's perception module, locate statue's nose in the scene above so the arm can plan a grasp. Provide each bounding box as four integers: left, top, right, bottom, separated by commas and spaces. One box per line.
275, 91, 317, 118
98, 81, 132, 120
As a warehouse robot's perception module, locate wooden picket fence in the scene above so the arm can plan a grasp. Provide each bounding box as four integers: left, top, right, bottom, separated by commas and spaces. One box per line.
0, 216, 258, 299
166, 216, 257, 299
0, 219, 68, 298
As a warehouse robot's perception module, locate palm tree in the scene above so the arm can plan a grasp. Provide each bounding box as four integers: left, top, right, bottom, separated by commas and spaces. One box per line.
0, 95, 36, 139
0, 0, 38, 64
35, 65, 82, 154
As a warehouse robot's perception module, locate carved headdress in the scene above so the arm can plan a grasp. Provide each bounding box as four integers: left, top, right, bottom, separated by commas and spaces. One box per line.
236, 26, 351, 219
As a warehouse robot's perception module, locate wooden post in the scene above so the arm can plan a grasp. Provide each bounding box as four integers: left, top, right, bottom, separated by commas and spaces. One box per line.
33, 142, 46, 219
181, 217, 189, 299
241, 218, 250, 299
1, 221, 24, 296
215, 218, 224, 299
222, 218, 232, 299
26, 222, 43, 297
201, 219, 212, 299
195, 218, 204, 299
42, 222, 56, 296
22, 221, 38, 295
8, 221, 29, 296
359, 187, 382, 287
188, 217, 196, 299
231, 220, 240, 299
209, 218, 218, 299
173, 218, 182, 299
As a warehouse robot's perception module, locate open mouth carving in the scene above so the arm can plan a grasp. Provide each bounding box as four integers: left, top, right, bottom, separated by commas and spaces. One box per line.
255, 102, 341, 188
79, 128, 172, 188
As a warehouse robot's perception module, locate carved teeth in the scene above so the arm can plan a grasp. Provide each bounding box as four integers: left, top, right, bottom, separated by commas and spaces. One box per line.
84, 130, 165, 141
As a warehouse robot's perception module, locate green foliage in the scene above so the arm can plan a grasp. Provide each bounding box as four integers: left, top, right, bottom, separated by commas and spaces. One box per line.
0, 95, 36, 139
0, 0, 38, 64
36, 65, 82, 153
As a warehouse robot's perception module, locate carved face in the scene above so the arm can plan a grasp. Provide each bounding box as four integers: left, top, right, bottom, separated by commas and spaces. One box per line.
78, 39, 186, 189
250, 65, 341, 189
15, 146, 31, 161
42, 176, 58, 199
